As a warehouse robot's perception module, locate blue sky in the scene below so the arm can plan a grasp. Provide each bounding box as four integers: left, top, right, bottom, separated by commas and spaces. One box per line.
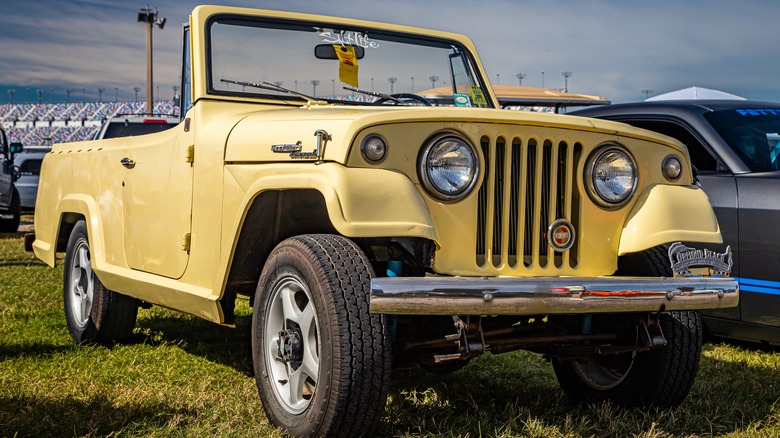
1, 0, 778, 104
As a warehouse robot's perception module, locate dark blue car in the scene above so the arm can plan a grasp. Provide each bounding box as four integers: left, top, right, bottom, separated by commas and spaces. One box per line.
575, 100, 780, 346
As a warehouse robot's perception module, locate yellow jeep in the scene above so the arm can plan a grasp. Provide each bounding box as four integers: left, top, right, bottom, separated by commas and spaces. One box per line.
29, 5, 737, 436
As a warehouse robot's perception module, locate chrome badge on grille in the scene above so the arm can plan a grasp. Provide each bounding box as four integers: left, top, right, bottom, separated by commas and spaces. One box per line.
548, 219, 575, 252
668, 242, 732, 277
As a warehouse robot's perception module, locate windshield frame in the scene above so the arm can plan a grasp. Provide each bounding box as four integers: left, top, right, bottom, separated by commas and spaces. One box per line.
202, 13, 495, 108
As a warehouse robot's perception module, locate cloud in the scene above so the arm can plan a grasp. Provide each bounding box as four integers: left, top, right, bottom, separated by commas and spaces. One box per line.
0, 0, 779, 102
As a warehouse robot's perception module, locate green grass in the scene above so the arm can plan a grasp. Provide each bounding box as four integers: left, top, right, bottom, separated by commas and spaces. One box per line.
1, 229, 779, 437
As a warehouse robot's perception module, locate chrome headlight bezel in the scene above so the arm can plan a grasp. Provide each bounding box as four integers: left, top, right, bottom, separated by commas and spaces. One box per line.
418, 133, 479, 202
585, 145, 638, 208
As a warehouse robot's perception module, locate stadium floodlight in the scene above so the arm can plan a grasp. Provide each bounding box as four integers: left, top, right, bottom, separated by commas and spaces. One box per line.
138, 7, 166, 115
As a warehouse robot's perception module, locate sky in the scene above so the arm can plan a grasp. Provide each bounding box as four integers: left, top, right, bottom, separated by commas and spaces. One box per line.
0, 0, 778, 104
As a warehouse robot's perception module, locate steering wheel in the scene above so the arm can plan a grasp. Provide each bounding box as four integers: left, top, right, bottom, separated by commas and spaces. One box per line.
374, 93, 433, 106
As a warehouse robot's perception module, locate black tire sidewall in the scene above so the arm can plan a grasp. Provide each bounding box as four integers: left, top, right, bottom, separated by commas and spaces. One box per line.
252, 244, 338, 437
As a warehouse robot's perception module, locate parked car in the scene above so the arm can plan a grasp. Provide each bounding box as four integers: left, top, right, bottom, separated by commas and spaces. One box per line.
14, 146, 49, 210
28, 6, 738, 436
93, 114, 179, 140
0, 126, 22, 232
574, 100, 780, 345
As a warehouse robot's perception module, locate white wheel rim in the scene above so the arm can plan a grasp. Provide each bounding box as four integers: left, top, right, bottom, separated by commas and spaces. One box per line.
68, 240, 94, 329
264, 276, 320, 414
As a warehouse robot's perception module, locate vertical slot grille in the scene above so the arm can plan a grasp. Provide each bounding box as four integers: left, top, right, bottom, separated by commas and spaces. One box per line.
476, 134, 581, 271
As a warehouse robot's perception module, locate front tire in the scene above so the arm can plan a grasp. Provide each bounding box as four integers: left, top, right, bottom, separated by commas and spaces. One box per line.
63, 220, 139, 344
553, 245, 703, 407
252, 234, 391, 437
553, 311, 702, 407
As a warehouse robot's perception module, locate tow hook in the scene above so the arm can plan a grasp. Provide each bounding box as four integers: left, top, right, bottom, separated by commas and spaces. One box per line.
433, 315, 485, 364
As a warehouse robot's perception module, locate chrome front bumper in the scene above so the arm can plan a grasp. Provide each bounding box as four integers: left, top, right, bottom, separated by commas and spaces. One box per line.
370, 276, 738, 315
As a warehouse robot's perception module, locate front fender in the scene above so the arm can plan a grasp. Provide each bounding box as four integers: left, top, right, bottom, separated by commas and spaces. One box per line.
618, 184, 722, 255
225, 163, 436, 240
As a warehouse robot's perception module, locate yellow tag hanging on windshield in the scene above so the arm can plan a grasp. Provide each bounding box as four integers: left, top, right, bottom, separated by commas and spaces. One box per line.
334, 45, 359, 88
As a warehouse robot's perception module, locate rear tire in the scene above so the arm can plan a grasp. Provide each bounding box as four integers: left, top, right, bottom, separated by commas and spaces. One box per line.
0, 188, 20, 233
553, 245, 703, 407
252, 234, 391, 437
63, 220, 139, 344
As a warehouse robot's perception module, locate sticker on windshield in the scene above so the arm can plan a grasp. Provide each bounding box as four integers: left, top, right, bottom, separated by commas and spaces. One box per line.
736, 109, 780, 116
453, 93, 471, 107
320, 30, 379, 49
334, 45, 359, 87
469, 86, 487, 105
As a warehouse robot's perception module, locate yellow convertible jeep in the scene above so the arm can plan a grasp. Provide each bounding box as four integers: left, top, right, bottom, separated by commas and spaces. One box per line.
30, 5, 738, 437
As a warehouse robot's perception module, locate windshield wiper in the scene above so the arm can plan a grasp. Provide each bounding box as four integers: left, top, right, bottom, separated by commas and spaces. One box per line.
343, 87, 407, 105
220, 79, 326, 104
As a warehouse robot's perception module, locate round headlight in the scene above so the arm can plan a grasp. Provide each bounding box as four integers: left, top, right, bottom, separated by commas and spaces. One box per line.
588, 146, 637, 206
361, 134, 388, 163
662, 155, 682, 181
419, 134, 478, 201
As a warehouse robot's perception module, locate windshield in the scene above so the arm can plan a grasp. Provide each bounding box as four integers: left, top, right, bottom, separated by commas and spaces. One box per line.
705, 108, 780, 172
207, 17, 491, 108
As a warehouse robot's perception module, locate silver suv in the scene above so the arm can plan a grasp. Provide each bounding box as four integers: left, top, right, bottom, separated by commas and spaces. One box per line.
0, 127, 22, 232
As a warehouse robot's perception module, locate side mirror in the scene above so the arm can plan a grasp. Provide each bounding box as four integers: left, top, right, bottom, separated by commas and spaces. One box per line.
9, 142, 23, 154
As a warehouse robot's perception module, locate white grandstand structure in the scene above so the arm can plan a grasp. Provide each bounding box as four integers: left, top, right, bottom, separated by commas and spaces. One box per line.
0, 101, 179, 146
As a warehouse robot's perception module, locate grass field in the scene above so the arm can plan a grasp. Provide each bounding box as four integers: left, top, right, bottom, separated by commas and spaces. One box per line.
1, 228, 779, 437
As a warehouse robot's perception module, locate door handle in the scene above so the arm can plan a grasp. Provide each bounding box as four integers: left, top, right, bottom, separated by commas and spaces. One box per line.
121, 157, 136, 169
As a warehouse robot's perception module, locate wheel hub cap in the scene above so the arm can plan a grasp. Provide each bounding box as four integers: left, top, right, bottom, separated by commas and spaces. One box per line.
278, 326, 304, 369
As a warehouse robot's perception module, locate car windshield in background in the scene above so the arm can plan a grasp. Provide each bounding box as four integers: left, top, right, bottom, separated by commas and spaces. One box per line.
705, 108, 780, 172
208, 17, 490, 107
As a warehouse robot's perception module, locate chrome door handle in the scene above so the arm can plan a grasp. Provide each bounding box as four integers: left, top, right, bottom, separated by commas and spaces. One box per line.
121, 157, 136, 169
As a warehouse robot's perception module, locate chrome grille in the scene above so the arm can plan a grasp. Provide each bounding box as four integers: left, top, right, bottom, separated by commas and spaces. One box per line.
476, 135, 581, 270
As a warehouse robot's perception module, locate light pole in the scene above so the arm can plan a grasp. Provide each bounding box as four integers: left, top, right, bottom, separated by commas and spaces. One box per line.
541, 71, 545, 88
114, 87, 119, 102
516, 73, 525, 86
36, 88, 44, 103
311, 80, 319, 97
411, 76, 414, 92
133, 86, 140, 102
7, 89, 15, 104
138, 7, 166, 115
172, 85, 179, 101
496, 73, 500, 85
97, 87, 105, 102
388, 77, 397, 94
641, 89, 654, 99
429, 75, 439, 88
561, 71, 572, 92
65, 88, 72, 103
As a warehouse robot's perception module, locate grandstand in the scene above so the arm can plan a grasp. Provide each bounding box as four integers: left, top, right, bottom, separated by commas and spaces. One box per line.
0, 101, 179, 146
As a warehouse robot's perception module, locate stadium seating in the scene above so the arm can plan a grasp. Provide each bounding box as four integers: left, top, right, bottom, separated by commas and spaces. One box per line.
0, 101, 179, 145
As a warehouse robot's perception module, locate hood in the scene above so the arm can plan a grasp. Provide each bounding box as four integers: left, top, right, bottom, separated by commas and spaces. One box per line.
224, 104, 684, 163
